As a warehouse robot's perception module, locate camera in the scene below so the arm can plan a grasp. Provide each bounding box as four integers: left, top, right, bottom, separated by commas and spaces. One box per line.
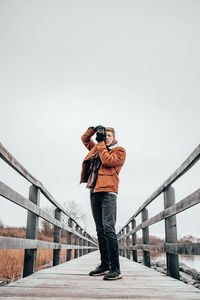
96, 126, 105, 135
96, 126, 106, 142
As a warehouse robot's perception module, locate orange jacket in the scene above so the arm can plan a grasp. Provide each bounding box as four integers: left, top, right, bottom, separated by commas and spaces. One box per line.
80, 128, 126, 193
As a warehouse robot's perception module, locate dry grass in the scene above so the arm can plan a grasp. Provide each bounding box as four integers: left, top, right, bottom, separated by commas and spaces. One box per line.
0, 226, 74, 284
0, 248, 71, 283
0, 227, 26, 238
0, 249, 24, 281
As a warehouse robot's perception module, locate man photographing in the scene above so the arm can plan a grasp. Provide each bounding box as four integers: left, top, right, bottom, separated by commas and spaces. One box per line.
80, 125, 126, 280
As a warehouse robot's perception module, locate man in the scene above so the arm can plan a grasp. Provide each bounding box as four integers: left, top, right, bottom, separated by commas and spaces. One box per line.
80, 125, 126, 280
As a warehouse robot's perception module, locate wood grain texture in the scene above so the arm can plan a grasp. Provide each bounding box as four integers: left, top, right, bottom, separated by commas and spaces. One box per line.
114, 242, 200, 255
119, 144, 200, 231
0, 143, 96, 245
1, 251, 200, 299
23, 185, 40, 277
142, 208, 150, 268
0, 181, 97, 245
164, 186, 179, 279
0, 236, 98, 251
118, 188, 200, 241
165, 243, 200, 255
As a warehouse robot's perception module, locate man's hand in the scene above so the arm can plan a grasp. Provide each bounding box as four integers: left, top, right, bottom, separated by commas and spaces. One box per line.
96, 132, 106, 143
89, 125, 106, 142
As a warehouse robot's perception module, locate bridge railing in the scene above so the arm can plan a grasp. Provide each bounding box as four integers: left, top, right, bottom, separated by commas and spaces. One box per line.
117, 144, 200, 279
0, 143, 98, 278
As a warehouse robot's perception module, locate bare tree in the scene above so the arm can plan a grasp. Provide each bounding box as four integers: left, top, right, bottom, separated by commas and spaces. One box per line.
40, 207, 54, 237
62, 200, 88, 231
39, 200, 88, 239
0, 218, 4, 229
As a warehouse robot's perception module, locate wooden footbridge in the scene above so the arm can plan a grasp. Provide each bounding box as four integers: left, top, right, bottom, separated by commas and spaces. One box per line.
0, 143, 200, 299
1, 251, 200, 299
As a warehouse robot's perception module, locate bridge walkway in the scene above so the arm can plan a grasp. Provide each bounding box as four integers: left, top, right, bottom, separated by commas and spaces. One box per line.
1, 251, 200, 299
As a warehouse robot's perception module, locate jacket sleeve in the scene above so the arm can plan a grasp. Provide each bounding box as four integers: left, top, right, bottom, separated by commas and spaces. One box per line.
81, 128, 96, 151
96, 141, 126, 167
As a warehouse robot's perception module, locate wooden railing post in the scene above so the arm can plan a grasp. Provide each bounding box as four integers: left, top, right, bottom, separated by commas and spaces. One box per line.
23, 185, 40, 277
120, 230, 123, 256
67, 218, 72, 261
118, 232, 122, 256
86, 234, 91, 253
83, 232, 86, 255
85, 234, 88, 253
88, 235, 91, 253
118, 232, 120, 256
122, 229, 125, 257
53, 208, 61, 266
126, 225, 130, 259
164, 186, 180, 279
131, 219, 138, 262
120, 231, 123, 256
79, 228, 83, 257
91, 239, 94, 252
142, 208, 151, 267
74, 225, 78, 258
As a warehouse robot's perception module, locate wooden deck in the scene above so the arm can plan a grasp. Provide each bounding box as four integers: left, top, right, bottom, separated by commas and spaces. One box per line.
1, 251, 200, 299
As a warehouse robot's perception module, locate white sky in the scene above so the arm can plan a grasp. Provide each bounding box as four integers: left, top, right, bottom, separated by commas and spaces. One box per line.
0, 0, 199, 238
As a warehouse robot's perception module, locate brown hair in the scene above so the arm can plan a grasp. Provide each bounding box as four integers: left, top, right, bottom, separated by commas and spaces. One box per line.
106, 127, 115, 138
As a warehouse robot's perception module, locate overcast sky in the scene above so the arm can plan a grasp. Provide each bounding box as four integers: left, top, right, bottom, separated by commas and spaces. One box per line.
0, 0, 199, 238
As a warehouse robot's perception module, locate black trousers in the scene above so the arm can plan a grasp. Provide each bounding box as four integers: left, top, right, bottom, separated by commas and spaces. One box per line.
90, 191, 120, 270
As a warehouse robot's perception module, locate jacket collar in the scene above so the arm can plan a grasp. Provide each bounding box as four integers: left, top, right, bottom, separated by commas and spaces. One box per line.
107, 140, 119, 150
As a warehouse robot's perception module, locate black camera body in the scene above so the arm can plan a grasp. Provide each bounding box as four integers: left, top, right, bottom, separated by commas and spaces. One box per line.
95, 125, 106, 143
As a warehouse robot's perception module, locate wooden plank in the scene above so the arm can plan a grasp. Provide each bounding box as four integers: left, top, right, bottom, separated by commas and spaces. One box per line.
118, 188, 200, 241
119, 144, 200, 231
2, 288, 200, 300
125, 224, 130, 259
0, 181, 40, 217
0, 236, 98, 250
67, 218, 73, 261
1, 251, 200, 299
0, 143, 97, 245
141, 188, 200, 230
131, 219, 138, 262
122, 228, 125, 257
142, 208, 150, 267
79, 228, 83, 257
53, 208, 61, 266
74, 224, 79, 258
164, 186, 179, 279
0, 182, 97, 245
0, 143, 70, 215
120, 243, 200, 255
121, 244, 165, 252
23, 185, 40, 277
0, 143, 41, 187
166, 243, 200, 255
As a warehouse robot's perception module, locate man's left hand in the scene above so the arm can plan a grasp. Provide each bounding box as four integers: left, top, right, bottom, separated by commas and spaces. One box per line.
96, 132, 106, 143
